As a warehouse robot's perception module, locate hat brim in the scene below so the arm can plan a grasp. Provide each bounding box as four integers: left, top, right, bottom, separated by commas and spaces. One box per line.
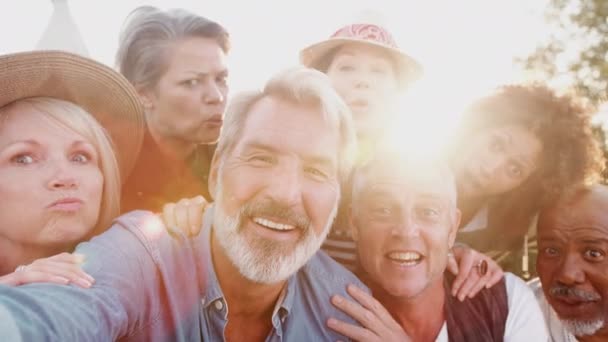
0, 50, 144, 182
300, 38, 423, 87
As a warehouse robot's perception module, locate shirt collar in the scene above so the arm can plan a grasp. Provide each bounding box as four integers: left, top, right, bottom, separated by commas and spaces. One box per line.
200, 205, 298, 322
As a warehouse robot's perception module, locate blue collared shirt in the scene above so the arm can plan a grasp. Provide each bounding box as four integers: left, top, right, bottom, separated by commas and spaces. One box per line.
0, 209, 366, 341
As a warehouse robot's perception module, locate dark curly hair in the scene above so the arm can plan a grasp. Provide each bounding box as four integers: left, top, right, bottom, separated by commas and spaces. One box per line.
452, 84, 605, 249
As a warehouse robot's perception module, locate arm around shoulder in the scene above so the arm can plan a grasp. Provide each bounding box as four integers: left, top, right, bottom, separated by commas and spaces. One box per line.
0, 211, 165, 341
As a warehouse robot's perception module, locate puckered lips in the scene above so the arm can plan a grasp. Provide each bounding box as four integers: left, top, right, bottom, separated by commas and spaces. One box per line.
348, 98, 370, 112
47, 197, 84, 213
204, 114, 223, 129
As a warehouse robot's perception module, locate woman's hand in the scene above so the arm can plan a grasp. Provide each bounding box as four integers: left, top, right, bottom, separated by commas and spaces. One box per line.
0, 253, 94, 288
327, 284, 411, 342
446, 244, 504, 301
161, 195, 209, 237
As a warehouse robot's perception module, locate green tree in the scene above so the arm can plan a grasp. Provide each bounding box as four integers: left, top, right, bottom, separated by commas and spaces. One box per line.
521, 0, 608, 103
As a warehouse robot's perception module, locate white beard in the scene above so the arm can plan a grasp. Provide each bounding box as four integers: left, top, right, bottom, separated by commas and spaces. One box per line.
212, 177, 338, 284
561, 317, 605, 337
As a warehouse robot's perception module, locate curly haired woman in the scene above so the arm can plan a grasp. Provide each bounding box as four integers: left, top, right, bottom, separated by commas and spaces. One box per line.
451, 84, 605, 282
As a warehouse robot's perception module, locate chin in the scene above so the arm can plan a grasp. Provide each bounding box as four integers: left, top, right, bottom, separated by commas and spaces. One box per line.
382, 279, 430, 299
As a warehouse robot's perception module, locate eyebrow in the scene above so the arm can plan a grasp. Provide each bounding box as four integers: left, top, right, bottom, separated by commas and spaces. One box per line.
242, 141, 336, 167
181, 69, 229, 78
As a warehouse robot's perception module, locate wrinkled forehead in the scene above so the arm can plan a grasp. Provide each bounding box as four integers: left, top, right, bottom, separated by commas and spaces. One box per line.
539, 187, 608, 236
354, 157, 457, 204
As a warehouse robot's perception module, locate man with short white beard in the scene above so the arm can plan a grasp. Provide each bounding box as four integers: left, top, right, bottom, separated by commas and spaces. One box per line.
0, 67, 363, 341
532, 184, 608, 342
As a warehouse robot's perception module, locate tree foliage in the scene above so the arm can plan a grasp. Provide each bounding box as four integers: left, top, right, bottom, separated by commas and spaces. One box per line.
522, 0, 608, 103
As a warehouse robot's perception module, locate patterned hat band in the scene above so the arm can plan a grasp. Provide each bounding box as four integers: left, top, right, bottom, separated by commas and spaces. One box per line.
330, 24, 399, 49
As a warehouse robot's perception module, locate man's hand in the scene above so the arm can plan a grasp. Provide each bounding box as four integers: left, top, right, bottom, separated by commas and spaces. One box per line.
0, 253, 94, 288
327, 284, 411, 342
446, 244, 503, 301
161, 195, 208, 237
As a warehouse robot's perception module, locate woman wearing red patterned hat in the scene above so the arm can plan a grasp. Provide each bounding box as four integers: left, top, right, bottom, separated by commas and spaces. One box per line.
299, 23, 506, 301
300, 23, 422, 154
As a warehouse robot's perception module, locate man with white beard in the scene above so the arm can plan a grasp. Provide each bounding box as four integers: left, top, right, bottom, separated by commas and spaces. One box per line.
0, 67, 363, 341
531, 184, 608, 342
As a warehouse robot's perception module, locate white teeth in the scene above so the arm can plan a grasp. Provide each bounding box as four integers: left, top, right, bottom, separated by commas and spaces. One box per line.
388, 252, 422, 262
253, 217, 296, 231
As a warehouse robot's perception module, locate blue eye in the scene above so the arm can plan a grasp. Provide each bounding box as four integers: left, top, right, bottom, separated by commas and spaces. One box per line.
12, 154, 35, 165
71, 153, 90, 164
181, 79, 199, 87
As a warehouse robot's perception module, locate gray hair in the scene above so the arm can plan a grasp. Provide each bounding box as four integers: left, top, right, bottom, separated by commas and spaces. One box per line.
215, 66, 357, 180
115, 6, 230, 91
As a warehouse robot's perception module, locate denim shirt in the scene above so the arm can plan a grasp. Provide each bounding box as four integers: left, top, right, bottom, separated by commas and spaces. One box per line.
0, 209, 366, 341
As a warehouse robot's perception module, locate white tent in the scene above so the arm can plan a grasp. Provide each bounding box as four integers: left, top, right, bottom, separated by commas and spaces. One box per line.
36, 0, 89, 56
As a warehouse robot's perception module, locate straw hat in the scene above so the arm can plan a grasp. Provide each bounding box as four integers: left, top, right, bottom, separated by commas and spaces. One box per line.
0, 50, 144, 181
300, 23, 423, 87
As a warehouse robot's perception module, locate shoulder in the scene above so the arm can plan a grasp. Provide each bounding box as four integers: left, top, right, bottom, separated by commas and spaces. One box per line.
81, 210, 192, 271
300, 249, 367, 291
290, 250, 368, 339
502, 273, 549, 341
503, 272, 539, 307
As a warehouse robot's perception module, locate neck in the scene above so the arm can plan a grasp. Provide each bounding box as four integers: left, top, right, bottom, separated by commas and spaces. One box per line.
0, 235, 68, 275
146, 119, 197, 162
371, 276, 446, 342
210, 231, 286, 317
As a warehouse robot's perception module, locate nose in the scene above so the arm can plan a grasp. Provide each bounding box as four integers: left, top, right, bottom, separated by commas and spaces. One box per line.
46, 161, 78, 190
353, 71, 370, 90
266, 164, 303, 208
391, 212, 419, 238
202, 81, 225, 105
556, 253, 585, 285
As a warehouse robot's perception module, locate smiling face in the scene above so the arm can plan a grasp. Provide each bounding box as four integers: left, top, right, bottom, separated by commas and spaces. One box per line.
142, 37, 229, 145
453, 123, 543, 199
210, 96, 341, 284
325, 43, 399, 141
0, 102, 103, 248
351, 159, 460, 299
537, 186, 608, 337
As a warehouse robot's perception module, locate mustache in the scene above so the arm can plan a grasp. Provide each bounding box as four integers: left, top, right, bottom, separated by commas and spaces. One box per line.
550, 284, 601, 302
241, 199, 311, 231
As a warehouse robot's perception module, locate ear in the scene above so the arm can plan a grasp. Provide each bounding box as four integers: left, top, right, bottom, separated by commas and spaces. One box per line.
447, 208, 462, 249
349, 205, 359, 242
136, 86, 155, 111
207, 151, 222, 200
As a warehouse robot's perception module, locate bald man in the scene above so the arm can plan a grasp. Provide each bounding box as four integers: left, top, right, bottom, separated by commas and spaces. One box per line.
531, 184, 608, 342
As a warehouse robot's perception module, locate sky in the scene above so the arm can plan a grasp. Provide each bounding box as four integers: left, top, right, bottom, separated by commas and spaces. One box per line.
0, 0, 551, 155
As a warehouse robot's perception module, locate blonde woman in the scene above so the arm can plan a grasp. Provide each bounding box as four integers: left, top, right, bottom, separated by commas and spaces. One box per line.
0, 51, 143, 286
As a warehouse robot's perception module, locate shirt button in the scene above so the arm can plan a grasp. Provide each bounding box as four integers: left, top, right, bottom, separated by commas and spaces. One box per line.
214, 300, 224, 311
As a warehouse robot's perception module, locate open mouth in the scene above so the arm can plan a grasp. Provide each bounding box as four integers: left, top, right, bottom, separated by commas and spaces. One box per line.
385, 251, 424, 266
252, 216, 296, 232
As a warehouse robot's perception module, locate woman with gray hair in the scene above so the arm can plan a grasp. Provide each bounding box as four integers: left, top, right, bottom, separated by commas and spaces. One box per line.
116, 6, 230, 213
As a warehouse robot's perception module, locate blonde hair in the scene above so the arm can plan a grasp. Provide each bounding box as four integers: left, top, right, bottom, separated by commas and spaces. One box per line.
215, 66, 357, 180
1, 97, 121, 234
